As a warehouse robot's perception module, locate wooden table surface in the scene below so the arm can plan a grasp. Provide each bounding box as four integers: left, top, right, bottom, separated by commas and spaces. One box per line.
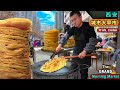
96, 48, 111, 68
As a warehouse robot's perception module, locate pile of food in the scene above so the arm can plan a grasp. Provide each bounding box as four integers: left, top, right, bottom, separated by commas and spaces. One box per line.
40, 57, 67, 73
0, 18, 32, 79
42, 30, 59, 52
64, 37, 75, 48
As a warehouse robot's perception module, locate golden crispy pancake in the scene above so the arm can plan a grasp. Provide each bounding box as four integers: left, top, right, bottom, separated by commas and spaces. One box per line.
40, 57, 67, 73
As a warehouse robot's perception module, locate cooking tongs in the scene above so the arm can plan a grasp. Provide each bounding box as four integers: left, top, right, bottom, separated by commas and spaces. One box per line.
50, 51, 58, 60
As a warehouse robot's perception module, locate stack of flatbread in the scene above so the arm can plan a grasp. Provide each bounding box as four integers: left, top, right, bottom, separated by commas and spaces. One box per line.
0, 18, 32, 79
64, 37, 75, 48
42, 30, 59, 52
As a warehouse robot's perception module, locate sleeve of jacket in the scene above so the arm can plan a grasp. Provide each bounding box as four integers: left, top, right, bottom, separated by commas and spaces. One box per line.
59, 28, 74, 47
84, 26, 98, 53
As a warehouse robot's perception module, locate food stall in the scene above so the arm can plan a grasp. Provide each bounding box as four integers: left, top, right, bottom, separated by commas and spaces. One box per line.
31, 29, 81, 79
1, 11, 120, 79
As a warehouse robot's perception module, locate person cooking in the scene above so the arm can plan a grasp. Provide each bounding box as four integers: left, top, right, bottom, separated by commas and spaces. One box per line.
56, 11, 97, 79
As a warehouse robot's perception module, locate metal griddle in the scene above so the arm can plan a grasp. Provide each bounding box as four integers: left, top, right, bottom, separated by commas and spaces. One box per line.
32, 60, 79, 76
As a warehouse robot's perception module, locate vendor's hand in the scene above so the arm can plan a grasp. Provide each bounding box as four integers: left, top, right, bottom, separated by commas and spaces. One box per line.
59, 33, 65, 36
56, 44, 62, 52
78, 50, 87, 59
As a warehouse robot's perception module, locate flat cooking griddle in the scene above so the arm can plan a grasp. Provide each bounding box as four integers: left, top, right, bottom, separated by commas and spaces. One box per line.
32, 60, 79, 76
